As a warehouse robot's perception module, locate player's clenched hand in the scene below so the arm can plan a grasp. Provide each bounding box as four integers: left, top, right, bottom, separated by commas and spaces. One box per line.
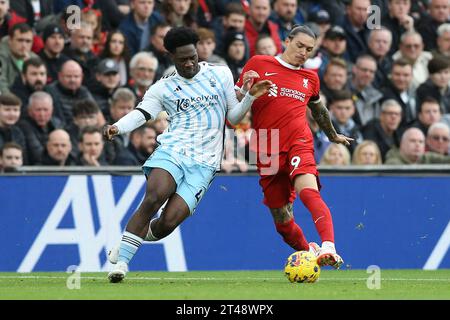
242, 70, 260, 92
330, 134, 354, 146
249, 80, 273, 98
103, 124, 119, 141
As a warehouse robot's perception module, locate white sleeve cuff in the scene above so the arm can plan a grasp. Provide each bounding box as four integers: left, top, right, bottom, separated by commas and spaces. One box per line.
114, 109, 147, 135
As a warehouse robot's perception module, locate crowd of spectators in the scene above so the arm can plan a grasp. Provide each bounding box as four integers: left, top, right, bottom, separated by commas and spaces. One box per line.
1, 0, 450, 173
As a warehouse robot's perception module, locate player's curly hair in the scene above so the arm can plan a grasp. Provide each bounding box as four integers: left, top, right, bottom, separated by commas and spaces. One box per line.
163, 27, 200, 54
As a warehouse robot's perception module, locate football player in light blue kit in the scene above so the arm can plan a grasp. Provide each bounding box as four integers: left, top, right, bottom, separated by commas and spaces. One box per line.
103, 26, 272, 283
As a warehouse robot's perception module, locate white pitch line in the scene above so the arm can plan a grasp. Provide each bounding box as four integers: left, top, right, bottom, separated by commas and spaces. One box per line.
0, 276, 450, 282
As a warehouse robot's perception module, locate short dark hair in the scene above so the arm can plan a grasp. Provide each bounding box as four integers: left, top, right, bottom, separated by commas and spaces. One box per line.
392, 57, 412, 69
224, 2, 246, 17
288, 24, 317, 40
151, 22, 171, 35
79, 126, 102, 142
0, 93, 22, 108
22, 57, 46, 75
73, 99, 100, 117
9, 23, 33, 38
428, 56, 450, 74
0, 142, 23, 157
418, 96, 442, 113
329, 90, 354, 105
130, 123, 156, 139
163, 26, 199, 54
326, 57, 348, 71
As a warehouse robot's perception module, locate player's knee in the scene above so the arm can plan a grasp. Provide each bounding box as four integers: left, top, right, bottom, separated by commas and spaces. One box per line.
142, 190, 166, 212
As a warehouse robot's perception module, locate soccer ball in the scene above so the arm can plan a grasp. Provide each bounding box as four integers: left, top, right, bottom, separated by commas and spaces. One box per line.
284, 251, 321, 283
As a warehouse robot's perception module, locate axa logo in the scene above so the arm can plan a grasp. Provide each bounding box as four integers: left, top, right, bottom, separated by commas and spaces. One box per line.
18, 176, 187, 272
268, 83, 278, 97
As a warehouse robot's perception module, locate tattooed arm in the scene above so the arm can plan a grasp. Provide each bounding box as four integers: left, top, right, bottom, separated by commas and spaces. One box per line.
308, 99, 353, 146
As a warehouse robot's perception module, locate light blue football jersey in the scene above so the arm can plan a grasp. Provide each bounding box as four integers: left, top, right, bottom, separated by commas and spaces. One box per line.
136, 62, 240, 169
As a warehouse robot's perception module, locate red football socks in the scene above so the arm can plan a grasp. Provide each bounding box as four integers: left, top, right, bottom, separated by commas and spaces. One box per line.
299, 188, 335, 243
275, 218, 309, 251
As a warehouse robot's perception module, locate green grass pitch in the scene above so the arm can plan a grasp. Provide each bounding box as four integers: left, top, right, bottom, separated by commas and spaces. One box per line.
0, 270, 449, 300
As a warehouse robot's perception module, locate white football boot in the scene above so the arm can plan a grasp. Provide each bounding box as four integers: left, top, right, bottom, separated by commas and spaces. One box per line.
107, 246, 119, 264
317, 242, 344, 269
308, 242, 321, 257
108, 261, 128, 283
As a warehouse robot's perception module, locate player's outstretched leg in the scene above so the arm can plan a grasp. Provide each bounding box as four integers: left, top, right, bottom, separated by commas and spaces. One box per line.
144, 193, 191, 242
108, 169, 176, 283
271, 204, 310, 251
295, 174, 343, 269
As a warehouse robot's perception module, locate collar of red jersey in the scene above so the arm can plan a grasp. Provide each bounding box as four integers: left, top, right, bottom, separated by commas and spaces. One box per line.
275, 55, 302, 70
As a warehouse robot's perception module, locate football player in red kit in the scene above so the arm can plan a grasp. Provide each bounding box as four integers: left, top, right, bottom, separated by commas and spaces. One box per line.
235, 25, 353, 268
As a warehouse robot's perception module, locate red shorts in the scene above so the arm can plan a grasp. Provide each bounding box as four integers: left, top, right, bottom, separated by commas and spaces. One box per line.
257, 143, 320, 209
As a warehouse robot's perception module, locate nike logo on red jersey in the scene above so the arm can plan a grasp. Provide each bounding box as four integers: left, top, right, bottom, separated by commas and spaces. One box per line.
264, 72, 278, 76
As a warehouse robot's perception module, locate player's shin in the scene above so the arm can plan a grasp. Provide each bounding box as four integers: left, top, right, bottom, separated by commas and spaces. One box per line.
299, 188, 335, 243
275, 218, 310, 251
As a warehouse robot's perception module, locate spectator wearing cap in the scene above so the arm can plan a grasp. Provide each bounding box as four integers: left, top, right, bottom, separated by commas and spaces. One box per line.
119, 0, 165, 57
38, 24, 69, 83
223, 30, 247, 82
317, 25, 351, 79
270, 0, 303, 42
63, 22, 99, 87
90, 59, 121, 117
416, 57, 450, 113
339, 0, 371, 62
308, 9, 332, 38
17, 91, 63, 164
9, 57, 47, 109
212, 2, 249, 59
381, 0, 415, 55
196, 27, 227, 65
45, 60, 95, 124
0, 23, 38, 94
417, 0, 450, 51
245, 0, 282, 57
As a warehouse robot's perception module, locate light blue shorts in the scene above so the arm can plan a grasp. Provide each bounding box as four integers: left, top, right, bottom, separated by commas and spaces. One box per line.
142, 148, 216, 214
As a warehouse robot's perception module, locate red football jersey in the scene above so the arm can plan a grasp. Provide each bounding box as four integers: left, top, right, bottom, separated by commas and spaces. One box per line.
236, 55, 321, 154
